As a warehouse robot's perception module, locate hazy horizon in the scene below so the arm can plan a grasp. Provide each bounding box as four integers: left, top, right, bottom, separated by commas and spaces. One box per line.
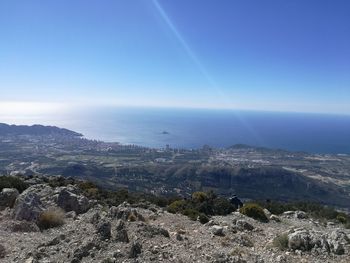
1, 0, 350, 114
2, 106, 350, 154
1, 102, 350, 126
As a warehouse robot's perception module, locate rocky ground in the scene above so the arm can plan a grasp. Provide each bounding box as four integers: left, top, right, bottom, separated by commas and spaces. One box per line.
0, 176, 349, 263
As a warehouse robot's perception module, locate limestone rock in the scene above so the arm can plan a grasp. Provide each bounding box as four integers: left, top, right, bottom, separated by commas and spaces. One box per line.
0, 244, 6, 258
114, 220, 129, 242
24, 257, 35, 263
57, 188, 89, 214
176, 233, 184, 241
263, 208, 271, 218
129, 241, 142, 258
288, 229, 312, 251
0, 188, 19, 209
212, 252, 246, 263
327, 230, 349, 255
8, 220, 40, 232
286, 228, 349, 255
108, 203, 144, 222
142, 224, 170, 238
115, 220, 125, 231
211, 225, 224, 236
295, 211, 307, 219
72, 241, 99, 262
270, 215, 281, 222
96, 220, 111, 240
115, 228, 129, 243
12, 191, 44, 222
282, 211, 295, 217
108, 203, 131, 220
89, 211, 101, 224
236, 220, 254, 231
21, 184, 55, 207
65, 210, 77, 220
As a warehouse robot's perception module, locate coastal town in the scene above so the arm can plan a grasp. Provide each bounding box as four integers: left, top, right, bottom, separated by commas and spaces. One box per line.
1, 124, 350, 210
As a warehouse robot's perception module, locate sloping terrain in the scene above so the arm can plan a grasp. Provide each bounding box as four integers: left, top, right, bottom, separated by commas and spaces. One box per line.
0, 123, 82, 137
0, 176, 349, 263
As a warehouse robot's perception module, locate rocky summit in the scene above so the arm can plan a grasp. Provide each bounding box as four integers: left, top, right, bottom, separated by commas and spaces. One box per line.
0, 175, 349, 263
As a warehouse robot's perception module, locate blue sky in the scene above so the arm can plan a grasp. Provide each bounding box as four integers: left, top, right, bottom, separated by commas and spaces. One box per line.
0, 0, 350, 114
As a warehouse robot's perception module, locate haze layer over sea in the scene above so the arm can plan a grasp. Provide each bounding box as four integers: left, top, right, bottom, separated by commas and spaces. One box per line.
2, 106, 350, 154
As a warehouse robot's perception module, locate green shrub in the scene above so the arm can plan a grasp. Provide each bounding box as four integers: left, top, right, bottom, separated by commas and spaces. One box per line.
37, 207, 65, 230
167, 200, 187, 214
85, 187, 99, 198
336, 213, 348, 224
183, 208, 200, 221
198, 213, 209, 224
192, 191, 208, 203
273, 233, 289, 250
78, 181, 98, 191
0, 176, 28, 193
239, 203, 268, 222
167, 191, 237, 221
212, 197, 235, 215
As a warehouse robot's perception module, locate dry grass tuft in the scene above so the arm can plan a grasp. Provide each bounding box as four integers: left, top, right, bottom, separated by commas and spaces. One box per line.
128, 212, 137, 222
37, 207, 65, 230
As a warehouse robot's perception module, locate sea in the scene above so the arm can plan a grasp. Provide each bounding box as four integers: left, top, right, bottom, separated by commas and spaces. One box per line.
2, 106, 350, 154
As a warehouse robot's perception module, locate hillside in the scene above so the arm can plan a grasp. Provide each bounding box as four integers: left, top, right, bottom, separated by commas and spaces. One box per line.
0, 175, 349, 263
0, 123, 82, 137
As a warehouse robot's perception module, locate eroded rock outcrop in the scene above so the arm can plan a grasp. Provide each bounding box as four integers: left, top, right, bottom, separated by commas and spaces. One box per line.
57, 188, 89, 214
129, 241, 142, 258
12, 191, 44, 222
115, 220, 129, 243
96, 220, 111, 240
287, 228, 350, 255
0, 188, 19, 210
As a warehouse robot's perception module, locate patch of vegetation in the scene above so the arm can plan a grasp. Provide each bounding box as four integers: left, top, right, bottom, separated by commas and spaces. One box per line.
255, 200, 350, 226
198, 213, 209, 224
0, 175, 28, 193
192, 191, 208, 202
273, 233, 289, 250
336, 213, 348, 224
76, 180, 170, 208
37, 207, 65, 230
167, 200, 187, 214
213, 197, 236, 215
239, 203, 268, 222
183, 208, 200, 221
167, 191, 235, 223
49, 176, 350, 228
127, 213, 137, 222
47, 176, 76, 188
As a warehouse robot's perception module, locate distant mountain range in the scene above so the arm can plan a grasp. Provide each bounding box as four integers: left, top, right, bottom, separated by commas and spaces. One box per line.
0, 123, 82, 137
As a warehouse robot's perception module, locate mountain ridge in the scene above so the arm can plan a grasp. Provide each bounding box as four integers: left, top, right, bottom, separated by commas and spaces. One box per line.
0, 123, 82, 137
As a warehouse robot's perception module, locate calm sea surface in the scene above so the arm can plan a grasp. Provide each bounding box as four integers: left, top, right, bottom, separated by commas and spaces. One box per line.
2, 107, 350, 154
